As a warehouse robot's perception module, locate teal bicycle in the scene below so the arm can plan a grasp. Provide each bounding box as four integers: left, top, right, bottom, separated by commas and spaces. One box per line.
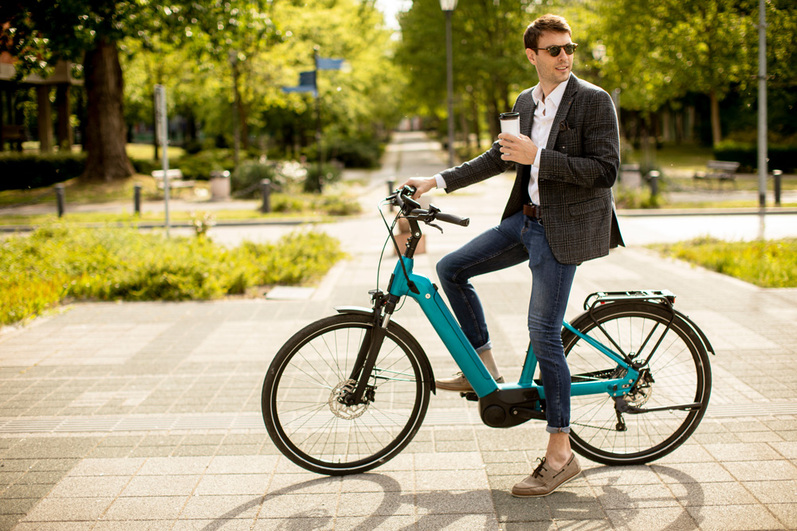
262, 186, 714, 475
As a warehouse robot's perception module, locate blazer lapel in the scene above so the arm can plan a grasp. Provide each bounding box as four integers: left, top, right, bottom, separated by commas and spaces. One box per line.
546, 74, 580, 150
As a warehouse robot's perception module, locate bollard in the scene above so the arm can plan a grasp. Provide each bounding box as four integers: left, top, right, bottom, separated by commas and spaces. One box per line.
134, 184, 142, 216
648, 170, 660, 197
773, 169, 782, 207
260, 178, 271, 213
387, 180, 395, 211
54, 183, 65, 217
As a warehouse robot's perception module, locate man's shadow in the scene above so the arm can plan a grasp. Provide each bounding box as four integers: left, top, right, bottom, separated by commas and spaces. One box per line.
200, 465, 704, 530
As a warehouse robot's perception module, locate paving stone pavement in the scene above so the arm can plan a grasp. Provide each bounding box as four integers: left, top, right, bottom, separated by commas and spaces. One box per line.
2, 132, 797, 530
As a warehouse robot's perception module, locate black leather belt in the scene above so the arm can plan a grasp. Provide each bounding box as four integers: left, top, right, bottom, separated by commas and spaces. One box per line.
523, 203, 541, 219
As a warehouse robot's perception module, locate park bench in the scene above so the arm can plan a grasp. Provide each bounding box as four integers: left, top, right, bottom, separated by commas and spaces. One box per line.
151, 169, 195, 190
693, 160, 740, 189
1, 125, 26, 151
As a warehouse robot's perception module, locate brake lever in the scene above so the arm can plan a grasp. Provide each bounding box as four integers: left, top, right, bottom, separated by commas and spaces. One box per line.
427, 222, 443, 234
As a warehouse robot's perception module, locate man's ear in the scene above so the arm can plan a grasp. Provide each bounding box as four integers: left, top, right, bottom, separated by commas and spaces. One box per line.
525, 48, 536, 66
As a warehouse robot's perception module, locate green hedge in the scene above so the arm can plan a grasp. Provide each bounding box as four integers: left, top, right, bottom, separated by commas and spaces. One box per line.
713, 142, 797, 173
0, 224, 345, 326
0, 153, 87, 191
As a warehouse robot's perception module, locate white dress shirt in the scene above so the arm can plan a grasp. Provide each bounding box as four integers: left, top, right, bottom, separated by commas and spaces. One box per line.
528, 77, 569, 205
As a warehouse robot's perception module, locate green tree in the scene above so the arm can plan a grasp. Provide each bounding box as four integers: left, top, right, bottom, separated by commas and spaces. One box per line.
592, 0, 758, 147
177, 0, 281, 166
0, 0, 159, 181
397, 0, 572, 148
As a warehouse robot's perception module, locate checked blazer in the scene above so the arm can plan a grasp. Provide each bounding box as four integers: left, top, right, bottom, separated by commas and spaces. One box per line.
438, 74, 624, 265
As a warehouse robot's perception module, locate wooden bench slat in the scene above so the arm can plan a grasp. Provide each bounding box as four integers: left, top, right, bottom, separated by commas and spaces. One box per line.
693, 160, 740, 188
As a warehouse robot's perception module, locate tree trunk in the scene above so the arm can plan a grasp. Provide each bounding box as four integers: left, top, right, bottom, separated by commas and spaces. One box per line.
82, 38, 134, 181
709, 89, 722, 148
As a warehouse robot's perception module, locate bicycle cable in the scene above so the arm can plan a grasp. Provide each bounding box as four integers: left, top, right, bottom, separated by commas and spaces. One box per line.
377, 200, 409, 312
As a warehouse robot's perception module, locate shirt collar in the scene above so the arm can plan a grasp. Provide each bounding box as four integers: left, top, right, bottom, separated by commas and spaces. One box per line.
531, 74, 571, 109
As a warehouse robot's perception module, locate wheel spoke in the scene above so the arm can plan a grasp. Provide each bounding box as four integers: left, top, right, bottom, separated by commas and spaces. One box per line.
564, 303, 711, 465
262, 314, 429, 475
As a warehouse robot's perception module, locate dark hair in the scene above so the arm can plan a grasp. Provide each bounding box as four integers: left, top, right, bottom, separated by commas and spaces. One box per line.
523, 14, 572, 51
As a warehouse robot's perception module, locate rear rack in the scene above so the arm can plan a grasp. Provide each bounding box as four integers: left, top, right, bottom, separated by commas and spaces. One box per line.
583, 290, 676, 312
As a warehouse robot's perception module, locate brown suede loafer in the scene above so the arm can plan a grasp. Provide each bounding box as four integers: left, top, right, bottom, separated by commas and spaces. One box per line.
511, 454, 581, 497
435, 371, 504, 392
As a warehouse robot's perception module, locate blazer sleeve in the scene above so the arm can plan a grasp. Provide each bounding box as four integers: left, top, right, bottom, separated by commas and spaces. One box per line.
437, 90, 535, 193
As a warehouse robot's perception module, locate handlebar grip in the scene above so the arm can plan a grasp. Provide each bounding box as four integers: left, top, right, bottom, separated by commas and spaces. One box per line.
436, 212, 470, 227
395, 186, 420, 210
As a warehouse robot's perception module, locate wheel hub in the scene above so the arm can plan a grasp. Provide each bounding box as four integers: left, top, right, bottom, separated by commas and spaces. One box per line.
624, 371, 654, 408
329, 379, 370, 419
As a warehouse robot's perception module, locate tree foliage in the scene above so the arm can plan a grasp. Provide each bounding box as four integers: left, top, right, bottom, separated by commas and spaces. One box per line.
395, 0, 797, 150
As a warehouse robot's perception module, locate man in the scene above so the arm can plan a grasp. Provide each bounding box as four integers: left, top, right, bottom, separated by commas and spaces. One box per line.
401, 14, 623, 497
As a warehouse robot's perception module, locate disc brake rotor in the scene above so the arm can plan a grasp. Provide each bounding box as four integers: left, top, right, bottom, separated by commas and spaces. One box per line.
624, 371, 654, 408
329, 379, 370, 419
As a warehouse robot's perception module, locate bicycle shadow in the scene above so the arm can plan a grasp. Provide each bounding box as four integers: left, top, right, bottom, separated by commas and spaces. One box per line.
198, 466, 704, 529
199, 473, 497, 530
580, 464, 704, 529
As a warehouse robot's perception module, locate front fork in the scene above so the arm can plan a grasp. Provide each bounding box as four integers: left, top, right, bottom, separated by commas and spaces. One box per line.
342, 289, 397, 406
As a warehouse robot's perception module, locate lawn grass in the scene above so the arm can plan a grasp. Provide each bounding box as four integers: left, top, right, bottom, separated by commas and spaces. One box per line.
0, 209, 320, 227
625, 142, 715, 173
126, 143, 185, 161
652, 238, 797, 288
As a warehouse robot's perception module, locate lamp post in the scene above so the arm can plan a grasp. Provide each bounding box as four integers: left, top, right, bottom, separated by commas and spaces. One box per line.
440, 0, 458, 167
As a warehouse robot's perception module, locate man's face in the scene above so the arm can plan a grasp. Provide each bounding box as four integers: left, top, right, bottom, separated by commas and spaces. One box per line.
526, 31, 573, 89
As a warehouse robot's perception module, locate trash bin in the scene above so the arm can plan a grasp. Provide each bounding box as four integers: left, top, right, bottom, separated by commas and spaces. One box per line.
209, 170, 230, 201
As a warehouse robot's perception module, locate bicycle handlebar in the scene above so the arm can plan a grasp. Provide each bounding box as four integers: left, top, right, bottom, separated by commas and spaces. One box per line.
389, 185, 470, 228
435, 211, 470, 227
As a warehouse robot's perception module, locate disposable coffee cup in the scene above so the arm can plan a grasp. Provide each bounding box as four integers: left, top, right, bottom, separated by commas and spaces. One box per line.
499, 112, 520, 137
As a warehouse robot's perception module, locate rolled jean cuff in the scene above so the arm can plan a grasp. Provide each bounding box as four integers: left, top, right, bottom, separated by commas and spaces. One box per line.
546, 425, 571, 434
475, 342, 493, 355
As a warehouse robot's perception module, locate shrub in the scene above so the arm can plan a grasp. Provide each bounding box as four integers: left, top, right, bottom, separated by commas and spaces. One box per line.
0, 152, 87, 190
323, 136, 383, 168
0, 224, 345, 327
231, 159, 278, 197
174, 149, 238, 180
613, 185, 660, 209
713, 141, 797, 173
129, 157, 161, 176
304, 162, 344, 193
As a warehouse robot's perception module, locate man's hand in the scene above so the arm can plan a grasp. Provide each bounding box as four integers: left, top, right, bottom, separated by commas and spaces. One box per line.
498, 133, 538, 165
399, 176, 436, 199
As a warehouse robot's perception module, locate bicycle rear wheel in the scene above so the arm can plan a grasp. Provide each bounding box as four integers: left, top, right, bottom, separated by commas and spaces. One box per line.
262, 313, 431, 475
562, 302, 711, 466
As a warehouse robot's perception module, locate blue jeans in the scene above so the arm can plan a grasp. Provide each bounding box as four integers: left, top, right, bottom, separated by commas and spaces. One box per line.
436, 211, 577, 433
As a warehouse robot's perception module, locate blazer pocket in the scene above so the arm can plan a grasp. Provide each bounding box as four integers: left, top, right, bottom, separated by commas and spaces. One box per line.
568, 196, 608, 217
554, 128, 580, 155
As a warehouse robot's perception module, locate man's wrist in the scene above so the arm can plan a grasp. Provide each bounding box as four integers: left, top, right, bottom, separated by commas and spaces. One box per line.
433, 173, 446, 189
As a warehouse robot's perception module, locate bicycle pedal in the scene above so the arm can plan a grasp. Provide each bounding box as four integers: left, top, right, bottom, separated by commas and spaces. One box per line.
460, 392, 478, 402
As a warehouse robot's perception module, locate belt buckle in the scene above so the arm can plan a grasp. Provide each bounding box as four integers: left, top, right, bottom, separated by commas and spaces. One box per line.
524, 203, 540, 219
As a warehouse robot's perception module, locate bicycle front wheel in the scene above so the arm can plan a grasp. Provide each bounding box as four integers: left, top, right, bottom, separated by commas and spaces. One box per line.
562, 302, 712, 466
262, 313, 431, 475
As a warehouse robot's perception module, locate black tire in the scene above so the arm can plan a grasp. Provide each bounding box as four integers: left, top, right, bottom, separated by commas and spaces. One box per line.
262, 313, 431, 475
562, 302, 712, 466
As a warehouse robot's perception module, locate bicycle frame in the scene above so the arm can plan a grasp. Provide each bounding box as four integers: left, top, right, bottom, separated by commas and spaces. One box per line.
387, 255, 641, 402
262, 189, 714, 474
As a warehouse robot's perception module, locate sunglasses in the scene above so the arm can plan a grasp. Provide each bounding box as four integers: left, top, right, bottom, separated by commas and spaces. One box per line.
532, 43, 578, 57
